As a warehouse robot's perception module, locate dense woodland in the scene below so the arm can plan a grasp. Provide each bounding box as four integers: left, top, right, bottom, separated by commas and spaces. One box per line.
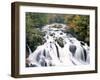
26, 12, 89, 52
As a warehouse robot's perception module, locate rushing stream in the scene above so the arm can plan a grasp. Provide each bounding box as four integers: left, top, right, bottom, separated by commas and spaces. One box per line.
26, 23, 90, 67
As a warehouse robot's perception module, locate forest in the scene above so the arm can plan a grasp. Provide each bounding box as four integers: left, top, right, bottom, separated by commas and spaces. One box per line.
26, 12, 89, 52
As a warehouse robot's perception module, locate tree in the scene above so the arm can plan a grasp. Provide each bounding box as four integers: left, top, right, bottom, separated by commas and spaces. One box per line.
66, 15, 89, 45
26, 13, 46, 52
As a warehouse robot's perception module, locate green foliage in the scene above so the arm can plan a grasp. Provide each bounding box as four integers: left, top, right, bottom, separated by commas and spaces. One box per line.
26, 28, 45, 52
26, 13, 47, 51
67, 15, 89, 45
26, 12, 48, 28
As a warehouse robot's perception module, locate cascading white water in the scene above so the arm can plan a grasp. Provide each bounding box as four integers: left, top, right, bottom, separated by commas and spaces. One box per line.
27, 23, 90, 67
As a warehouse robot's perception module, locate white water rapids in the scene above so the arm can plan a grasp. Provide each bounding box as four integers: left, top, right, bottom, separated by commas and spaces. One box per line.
26, 23, 90, 67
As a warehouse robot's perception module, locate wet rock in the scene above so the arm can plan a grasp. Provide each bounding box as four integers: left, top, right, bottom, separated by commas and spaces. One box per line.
69, 45, 77, 56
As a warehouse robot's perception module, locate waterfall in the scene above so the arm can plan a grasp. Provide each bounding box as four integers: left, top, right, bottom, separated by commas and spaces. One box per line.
27, 23, 90, 67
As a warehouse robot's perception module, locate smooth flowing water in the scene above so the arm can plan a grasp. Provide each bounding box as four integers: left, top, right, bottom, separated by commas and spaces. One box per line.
27, 23, 90, 67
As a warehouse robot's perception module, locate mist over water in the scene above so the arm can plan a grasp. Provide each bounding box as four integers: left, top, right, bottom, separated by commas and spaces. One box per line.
26, 23, 90, 67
